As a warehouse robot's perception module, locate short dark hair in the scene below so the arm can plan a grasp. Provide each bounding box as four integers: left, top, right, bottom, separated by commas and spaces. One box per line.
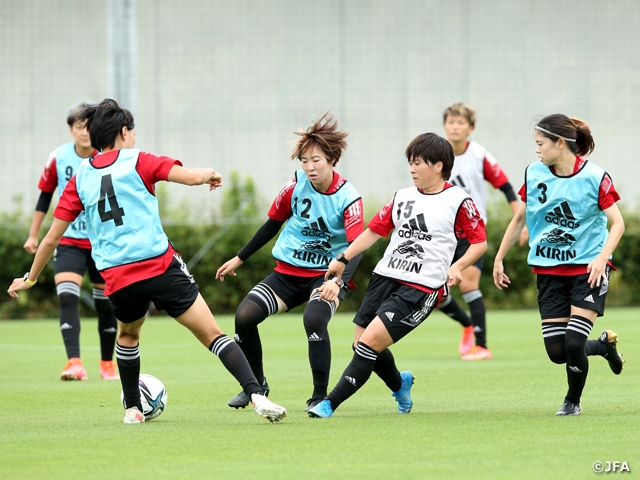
79, 98, 135, 151
443, 102, 476, 127
290, 112, 348, 166
67, 102, 94, 127
405, 133, 454, 180
536, 113, 595, 157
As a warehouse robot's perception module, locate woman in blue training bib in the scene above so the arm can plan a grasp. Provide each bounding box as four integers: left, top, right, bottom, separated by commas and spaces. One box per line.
493, 114, 625, 416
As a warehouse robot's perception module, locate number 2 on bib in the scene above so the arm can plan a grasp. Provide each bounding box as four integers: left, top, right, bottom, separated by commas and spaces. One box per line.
98, 174, 125, 226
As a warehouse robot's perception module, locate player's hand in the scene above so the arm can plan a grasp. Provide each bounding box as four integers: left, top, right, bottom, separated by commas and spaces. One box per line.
324, 260, 345, 282
493, 261, 511, 290
587, 257, 608, 288
518, 225, 530, 247
7, 278, 33, 298
446, 266, 463, 287
216, 256, 242, 281
23, 236, 38, 254
206, 170, 223, 191
317, 279, 341, 302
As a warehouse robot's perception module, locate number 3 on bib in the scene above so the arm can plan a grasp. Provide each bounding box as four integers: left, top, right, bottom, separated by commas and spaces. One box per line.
98, 174, 125, 226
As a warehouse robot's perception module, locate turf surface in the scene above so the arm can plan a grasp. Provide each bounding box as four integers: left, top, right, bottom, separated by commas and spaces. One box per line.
1, 308, 637, 479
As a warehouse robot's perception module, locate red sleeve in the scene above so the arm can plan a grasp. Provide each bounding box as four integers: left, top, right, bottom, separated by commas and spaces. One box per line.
135, 152, 183, 195
599, 173, 620, 210
37, 151, 58, 193
368, 198, 395, 237
483, 151, 510, 188
267, 178, 296, 221
53, 176, 83, 222
518, 183, 526, 202
455, 198, 486, 243
343, 198, 365, 242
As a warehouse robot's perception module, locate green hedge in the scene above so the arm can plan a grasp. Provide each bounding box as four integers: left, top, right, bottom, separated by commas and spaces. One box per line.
1, 176, 637, 319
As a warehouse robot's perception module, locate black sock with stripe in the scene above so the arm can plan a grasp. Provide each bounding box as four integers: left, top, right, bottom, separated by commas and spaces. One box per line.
116, 343, 142, 411
210, 334, 262, 396
327, 341, 378, 410
564, 315, 593, 403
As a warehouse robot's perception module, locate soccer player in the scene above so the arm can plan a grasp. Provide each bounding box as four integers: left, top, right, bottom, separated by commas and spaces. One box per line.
8, 99, 287, 424
23, 103, 119, 381
439, 103, 528, 360
216, 112, 364, 411
493, 114, 625, 416
307, 132, 487, 419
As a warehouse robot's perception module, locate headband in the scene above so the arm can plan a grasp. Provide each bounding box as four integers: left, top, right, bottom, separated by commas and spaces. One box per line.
535, 125, 576, 142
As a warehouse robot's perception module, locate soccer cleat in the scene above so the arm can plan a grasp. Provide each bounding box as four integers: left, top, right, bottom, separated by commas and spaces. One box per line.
228, 377, 269, 409
305, 396, 325, 412
391, 371, 415, 414
251, 394, 287, 423
307, 399, 334, 418
459, 325, 475, 355
123, 406, 145, 424
461, 345, 492, 361
600, 330, 625, 375
100, 360, 120, 380
555, 401, 582, 416
60, 358, 88, 381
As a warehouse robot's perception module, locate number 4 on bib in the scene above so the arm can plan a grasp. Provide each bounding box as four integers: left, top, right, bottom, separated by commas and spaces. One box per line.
98, 174, 125, 226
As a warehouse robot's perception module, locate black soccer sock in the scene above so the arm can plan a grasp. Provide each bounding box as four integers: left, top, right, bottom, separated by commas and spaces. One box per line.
564, 316, 593, 404
463, 290, 487, 348
93, 288, 118, 361
116, 343, 142, 411
438, 295, 472, 328
303, 295, 334, 398
234, 290, 275, 384
373, 347, 402, 393
209, 334, 262, 396
542, 322, 567, 364
584, 339, 607, 357
57, 282, 81, 359
327, 341, 378, 410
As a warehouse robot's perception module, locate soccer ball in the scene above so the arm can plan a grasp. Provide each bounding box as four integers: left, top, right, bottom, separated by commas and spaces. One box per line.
121, 374, 168, 421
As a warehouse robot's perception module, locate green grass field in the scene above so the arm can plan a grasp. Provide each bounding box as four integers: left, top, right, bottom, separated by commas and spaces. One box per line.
1, 308, 638, 480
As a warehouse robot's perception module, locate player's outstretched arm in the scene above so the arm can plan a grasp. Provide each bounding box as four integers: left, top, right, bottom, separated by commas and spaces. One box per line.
323, 228, 382, 283
216, 256, 243, 282
587, 203, 625, 288
8, 218, 70, 297
493, 201, 527, 290
168, 165, 223, 190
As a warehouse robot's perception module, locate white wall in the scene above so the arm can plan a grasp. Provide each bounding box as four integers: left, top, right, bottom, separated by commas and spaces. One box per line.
2, 0, 639, 221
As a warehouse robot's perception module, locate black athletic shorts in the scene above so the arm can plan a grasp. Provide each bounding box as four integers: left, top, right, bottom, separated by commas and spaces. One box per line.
536, 268, 610, 319
108, 255, 199, 323
260, 270, 347, 310
353, 273, 444, 343
54, 244, 105, 283
452, 237, 484, 271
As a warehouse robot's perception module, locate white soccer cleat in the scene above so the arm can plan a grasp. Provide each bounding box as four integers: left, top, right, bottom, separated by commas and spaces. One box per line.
123, 406, 145, 424
251, 393, 287, 423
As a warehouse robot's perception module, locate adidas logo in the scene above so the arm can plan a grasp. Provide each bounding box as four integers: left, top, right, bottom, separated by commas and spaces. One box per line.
398, 213, 432, 241
385, 312, 394, 321
584, 294, 594, 303
473, 326, 483, 333
545, 201, 580, 228
308, 332, 323, 342
568, 365, 583, 373
344, 376, 356, 386
302, 217, 332, 240
60, 323, 73, 330
234, 334, 242, 343
102, 327, 117, 333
